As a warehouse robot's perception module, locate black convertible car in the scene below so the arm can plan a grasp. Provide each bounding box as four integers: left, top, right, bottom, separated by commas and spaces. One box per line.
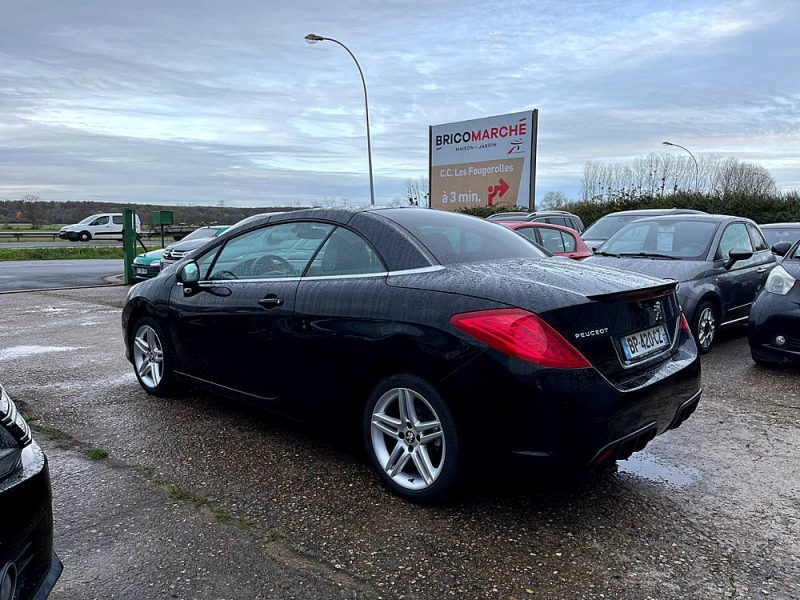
748, 239, 800, 365
123, 208, 702, 501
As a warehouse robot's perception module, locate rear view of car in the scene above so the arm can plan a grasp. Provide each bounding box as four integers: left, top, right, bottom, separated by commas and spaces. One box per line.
0, 384, 62, 598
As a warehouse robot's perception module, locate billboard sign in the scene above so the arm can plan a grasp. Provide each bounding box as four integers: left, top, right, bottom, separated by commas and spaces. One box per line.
429, 110, 537, 211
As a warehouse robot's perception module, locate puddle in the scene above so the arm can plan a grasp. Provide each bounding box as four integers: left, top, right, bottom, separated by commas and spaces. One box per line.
0, 345, 80, 361
617, 450, 699, 487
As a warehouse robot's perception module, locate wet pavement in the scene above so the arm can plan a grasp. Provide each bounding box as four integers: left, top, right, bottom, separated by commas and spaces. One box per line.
1, 286, 798, 599
0, 259, 122, 292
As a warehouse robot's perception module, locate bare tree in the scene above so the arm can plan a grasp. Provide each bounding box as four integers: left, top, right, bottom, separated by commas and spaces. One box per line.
404, 177, 430, 207
18, 194, 43, 228
541, 191, 568, 208
583, 154, 777, 200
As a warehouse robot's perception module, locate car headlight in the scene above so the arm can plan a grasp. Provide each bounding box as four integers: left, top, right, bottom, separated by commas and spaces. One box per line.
765, 265, 796, 295
151, 260, 161, 267
0, 385, 31, 481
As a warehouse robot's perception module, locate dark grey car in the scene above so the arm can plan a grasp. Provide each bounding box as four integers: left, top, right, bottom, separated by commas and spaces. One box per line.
586, 214, 776, 352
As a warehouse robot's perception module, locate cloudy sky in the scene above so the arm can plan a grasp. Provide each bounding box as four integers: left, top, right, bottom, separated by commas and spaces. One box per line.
1, 0, 798, 207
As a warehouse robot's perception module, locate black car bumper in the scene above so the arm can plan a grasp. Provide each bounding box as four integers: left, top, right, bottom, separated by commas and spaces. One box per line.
748, 290, 800, 364
0, 442, 62, 600
58, 231, 77, 241
451, 330, 702, 466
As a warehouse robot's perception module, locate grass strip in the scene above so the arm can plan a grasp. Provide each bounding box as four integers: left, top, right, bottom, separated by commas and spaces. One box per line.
0, 246, 159, 261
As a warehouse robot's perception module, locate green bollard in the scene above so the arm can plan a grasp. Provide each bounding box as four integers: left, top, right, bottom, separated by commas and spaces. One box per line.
123, 208, 137, 284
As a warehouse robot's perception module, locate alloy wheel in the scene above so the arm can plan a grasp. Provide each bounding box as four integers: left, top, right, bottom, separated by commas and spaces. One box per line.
697, 307, 716, 349
133, 325, 164, 389
370, 387, 445, 491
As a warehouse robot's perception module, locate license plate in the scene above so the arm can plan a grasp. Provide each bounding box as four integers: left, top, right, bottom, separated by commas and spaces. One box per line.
620, 324, 669, 361
135, 267, 148, 275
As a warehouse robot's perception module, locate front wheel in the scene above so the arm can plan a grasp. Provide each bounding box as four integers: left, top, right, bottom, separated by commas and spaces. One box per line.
79, 231, 91, 242
693, 302, 718, 354
363, 374, 460, 503
131, 317, 176, 395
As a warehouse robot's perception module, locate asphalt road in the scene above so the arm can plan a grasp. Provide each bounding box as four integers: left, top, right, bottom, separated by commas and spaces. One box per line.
1, 287, 798, 599
0, 259, 123, 292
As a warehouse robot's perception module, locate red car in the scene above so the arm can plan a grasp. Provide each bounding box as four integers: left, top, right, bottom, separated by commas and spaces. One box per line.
498, 221, 593, 260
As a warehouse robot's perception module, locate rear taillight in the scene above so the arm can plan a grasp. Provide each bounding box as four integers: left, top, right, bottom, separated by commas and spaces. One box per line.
450, 308, 591, 369
679, 313, 691, 331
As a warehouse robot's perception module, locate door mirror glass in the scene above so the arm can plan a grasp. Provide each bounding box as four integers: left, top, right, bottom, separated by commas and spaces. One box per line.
179, 261, 200, 284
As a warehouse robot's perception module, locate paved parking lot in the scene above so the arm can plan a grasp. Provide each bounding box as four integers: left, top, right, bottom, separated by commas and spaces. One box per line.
1, 286, 798, 599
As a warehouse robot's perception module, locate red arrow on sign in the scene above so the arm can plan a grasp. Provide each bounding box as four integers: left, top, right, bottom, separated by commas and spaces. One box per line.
488, 177, 511, 205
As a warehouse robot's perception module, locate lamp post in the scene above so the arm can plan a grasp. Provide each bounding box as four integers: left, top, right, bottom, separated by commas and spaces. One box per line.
305, 33, 375, 205
662, 141, 699, 193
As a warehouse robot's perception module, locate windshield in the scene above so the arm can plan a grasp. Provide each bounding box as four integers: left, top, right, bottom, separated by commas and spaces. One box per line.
582, 214, 645, 240
183, 227, 220, 241
78, 215, 99, 224
763, 227, 800, 247
381, 209, 547, 265
600, 219, 719, 259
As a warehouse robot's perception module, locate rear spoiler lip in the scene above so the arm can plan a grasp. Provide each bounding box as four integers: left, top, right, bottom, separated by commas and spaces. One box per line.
586, 281, 678, 303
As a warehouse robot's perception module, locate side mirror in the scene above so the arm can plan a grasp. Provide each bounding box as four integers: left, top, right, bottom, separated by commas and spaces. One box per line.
724, 248, 753, 270
771, 242, 791, 257
177, 261, 200, 286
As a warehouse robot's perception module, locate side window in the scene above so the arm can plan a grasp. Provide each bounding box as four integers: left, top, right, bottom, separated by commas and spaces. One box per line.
539, 227, 567, 253
717, 223, 753, 260
515, 227, 538, 243
91, 216, 109, 226
112, 216, 123, 225
746, 224, 768, 252
307, 227, 385, 276
561, 231, 577, 252
196, 246, 220, 280
207, 222, 333, 280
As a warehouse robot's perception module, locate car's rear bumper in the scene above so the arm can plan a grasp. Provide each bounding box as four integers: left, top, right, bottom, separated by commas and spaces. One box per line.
451, 330, 702, 466
0, 442, 62, 599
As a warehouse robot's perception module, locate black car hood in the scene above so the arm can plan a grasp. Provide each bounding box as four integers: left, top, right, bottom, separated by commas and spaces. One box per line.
388, 257, 669, 313
584, 256, 709, 283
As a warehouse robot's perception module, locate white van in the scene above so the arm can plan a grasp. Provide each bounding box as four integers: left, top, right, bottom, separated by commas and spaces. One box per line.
58, 213, 142, 242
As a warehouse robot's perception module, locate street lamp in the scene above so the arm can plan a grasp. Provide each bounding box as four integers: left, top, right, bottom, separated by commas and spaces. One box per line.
662, 141, 699, 193
305, 33, 375, 205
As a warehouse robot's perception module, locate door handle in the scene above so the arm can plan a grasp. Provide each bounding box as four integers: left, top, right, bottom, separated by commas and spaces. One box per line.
258, 295, 284, 309
757, 267, 769, 273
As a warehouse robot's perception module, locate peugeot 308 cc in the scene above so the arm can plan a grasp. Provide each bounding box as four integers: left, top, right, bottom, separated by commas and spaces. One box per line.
123, 208, 702, 502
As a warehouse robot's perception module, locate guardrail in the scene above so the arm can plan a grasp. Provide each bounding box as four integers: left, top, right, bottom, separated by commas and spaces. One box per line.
0, 231, 181, 242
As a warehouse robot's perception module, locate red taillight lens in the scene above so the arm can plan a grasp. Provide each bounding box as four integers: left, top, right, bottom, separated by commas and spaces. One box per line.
679, 313, 691, 331
450, 308, 591, 369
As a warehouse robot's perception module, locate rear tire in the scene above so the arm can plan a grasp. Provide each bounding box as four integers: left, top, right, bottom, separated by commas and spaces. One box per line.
692, 302, 718, 354
363, 374, 460, 503
131, 317, 177, 396
79, 231, 91, 242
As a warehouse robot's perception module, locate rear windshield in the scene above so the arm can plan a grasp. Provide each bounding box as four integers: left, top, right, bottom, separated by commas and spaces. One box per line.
381, 209, 547, 265
763, 227, 800, 247
601, 219, 719, 259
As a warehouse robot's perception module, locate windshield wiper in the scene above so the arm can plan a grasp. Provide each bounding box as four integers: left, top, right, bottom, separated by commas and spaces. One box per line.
593, 250, 620, 257
619, 252, 679, 260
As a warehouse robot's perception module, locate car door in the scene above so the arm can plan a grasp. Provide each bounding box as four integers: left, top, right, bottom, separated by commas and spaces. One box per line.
89, 215, 112, 238
713, 222, 758, 324
747, 223, 777, 294
292, 226, 388, 419
168, 220, 334, 402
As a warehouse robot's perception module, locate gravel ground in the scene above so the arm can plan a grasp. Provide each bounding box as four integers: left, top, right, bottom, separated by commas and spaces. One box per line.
1, 286, 797, 599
